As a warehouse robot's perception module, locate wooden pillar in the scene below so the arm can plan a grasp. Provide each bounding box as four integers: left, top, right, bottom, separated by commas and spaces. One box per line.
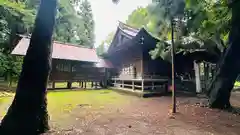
79, 82, 81, 87
122, 80, 124, 88
141, 80, 144, 92
194, 61, 202, 93
103, 68, 107, 88
52, 82, 55, 89
204, 63, 209, 91
95, 82, 97, 89
67, 82, 72, 89
132, 81, 135, 91
151, 82, 154, 90
100, 81, 103, 88
84, 81, 87, 89
141, 54, 143, 79
91, 81, 94, 88
114, 79, 117, 87
81, 82, 83, 88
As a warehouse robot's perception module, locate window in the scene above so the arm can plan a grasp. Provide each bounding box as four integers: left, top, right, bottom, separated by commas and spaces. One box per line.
56, 62, 71, 72
72, 66, 76, 72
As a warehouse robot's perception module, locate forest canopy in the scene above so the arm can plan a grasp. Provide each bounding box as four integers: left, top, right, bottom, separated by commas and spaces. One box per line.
0, 0, 95, 85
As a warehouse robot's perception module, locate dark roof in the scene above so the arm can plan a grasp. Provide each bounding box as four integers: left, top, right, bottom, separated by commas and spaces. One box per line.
118, 21, 140, 37
107, 21, 159, 55
107, 22, 222, 65
11, 37, 114, 68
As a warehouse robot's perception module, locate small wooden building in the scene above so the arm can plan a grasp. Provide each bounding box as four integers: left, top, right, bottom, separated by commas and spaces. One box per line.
105, 22, 171, 94
11, 36, 113, 89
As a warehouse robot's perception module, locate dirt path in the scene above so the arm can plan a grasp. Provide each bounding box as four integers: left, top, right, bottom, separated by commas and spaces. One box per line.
44, 94, 240, 135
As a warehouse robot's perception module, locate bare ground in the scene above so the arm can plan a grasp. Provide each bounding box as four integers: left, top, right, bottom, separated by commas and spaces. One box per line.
43, 92, 240, 135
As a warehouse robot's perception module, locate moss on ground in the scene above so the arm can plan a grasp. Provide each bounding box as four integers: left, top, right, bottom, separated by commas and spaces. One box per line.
0, 89, 128, 121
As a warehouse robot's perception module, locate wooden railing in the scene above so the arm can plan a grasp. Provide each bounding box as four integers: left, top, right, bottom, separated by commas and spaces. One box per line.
111, 74, 169, 80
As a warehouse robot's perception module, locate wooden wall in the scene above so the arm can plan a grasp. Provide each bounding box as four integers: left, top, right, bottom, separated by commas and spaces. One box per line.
142, 47, 171, 78
142, 58, 171, 77
49, 59, 106, 82
108, 46, 143, 79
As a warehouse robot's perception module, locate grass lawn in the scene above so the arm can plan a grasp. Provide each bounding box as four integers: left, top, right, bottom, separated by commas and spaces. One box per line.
0, 89, 128, 119
234, 81, 240, 87
47, 90, 128, 120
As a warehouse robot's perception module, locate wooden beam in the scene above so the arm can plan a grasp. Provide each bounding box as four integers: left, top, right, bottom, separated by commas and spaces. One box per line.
132, 81, 134, 91
141, 80, 144, 92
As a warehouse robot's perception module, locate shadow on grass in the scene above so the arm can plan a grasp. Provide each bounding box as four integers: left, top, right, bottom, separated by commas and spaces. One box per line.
47, 88, 109, 93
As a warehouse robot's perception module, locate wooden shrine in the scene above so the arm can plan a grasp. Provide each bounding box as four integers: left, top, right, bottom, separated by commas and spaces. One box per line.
104, 22, 171, 95
11, 36, 113, 89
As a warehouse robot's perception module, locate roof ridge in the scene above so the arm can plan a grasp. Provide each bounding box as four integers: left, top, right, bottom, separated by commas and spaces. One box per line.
118, 21, 140, 33
17, 35, 94, 50
12, 37, 100, 63
53, 41, 93, 49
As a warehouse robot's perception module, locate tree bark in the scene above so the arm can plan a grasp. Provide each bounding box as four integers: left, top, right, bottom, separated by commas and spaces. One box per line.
207, 1, 240, 109
0, 0, 56, 134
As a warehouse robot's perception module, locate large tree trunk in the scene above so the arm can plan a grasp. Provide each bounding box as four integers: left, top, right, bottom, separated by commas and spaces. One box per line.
207, 1, 240, 109
0, 0, 56, 134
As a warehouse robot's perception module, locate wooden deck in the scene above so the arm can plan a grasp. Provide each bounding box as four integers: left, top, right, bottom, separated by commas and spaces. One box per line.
110, 76, 169, 96
112, 77, 169, 82
110, 87, 168, 97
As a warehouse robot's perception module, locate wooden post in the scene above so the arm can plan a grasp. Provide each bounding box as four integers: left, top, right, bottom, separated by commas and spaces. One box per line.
122, 80, 124, 88
152, 82, 154, 90
84, 81, 87, 89
194, 61, 202, 93
132, 81, 134, 91
95, 82, 97, 89
204, 63, 209, 91
79, 82, 81, 88
141, 80, 144, 92
141, 52, 143, 80
81, 82, 83, 88
104, 68, 107, 88
52, 82, 55, 89
91, 81, 94, 88
67, 82, 72, 89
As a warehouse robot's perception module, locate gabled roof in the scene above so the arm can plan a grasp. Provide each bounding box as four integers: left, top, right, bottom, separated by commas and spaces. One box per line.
12, 37, 99, 63
107, 21, 159, 55
118, 21, 140, 37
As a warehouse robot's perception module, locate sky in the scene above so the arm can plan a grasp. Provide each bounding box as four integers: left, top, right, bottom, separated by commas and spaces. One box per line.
89, 0, 152, 47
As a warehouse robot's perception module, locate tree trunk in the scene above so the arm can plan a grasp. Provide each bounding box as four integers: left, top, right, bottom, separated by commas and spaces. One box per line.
0, 0, 56, 134
207, 2, 240, 109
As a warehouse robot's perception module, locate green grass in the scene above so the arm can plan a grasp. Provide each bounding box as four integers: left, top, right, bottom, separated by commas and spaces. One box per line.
0, 89, 128, 120
234, 81, 240, 87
